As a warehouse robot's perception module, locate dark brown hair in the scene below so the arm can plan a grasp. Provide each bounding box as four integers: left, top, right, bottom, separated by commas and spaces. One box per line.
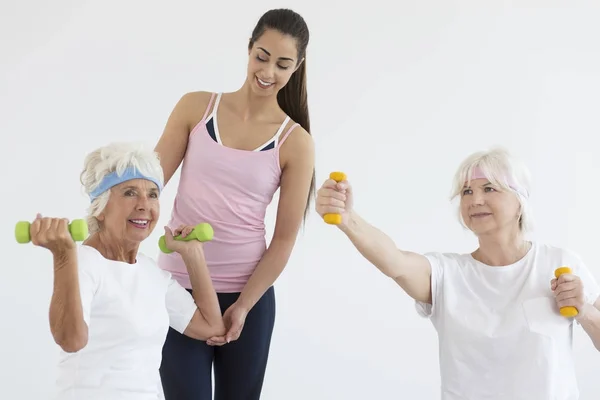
249, 9, 314, 221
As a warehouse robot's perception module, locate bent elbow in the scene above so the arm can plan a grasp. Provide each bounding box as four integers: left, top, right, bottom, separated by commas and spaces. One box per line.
196, 321, 227, 341
56, 334, 88, 353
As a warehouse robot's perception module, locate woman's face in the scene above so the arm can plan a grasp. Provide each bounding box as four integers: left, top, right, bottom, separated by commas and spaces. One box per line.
460, 178, 521, 236
96, 179, 160, 245
246, 28, 301, 97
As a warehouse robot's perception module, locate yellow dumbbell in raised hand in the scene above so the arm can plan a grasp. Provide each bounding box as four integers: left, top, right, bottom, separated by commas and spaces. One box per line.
323, 171, 347, 225
554, 266, 579, 317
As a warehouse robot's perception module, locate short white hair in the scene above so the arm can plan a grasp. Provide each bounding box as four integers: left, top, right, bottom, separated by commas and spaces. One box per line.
450, 146, 534, 232
79, 142, 164, 234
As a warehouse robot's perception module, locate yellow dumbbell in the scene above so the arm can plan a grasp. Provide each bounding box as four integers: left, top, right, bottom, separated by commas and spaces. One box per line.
554, 266, 579, 317
323, 171, 347, 225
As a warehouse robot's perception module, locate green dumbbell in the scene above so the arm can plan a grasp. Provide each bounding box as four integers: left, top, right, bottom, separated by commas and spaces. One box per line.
158, 223, 214, 253
15, 219, 89, 244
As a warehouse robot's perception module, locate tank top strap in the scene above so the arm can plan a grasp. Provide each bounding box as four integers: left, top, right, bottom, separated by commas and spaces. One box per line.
201, 92, 217, 121
202, 92, 223, 121
277, 121, 300, 148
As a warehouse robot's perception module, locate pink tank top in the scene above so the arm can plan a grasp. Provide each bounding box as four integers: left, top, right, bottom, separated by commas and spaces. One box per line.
157, 92, 299, 292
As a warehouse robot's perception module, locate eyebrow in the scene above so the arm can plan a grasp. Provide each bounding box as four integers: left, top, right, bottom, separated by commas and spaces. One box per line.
463, 181, 493, 188
122, 185, 159, 192
257, 47, 294, 62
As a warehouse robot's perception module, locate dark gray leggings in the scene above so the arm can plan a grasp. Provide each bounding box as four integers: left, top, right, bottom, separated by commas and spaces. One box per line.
159, 286, 276, 400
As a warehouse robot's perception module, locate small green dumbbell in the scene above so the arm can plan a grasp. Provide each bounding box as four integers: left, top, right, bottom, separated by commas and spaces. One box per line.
158, 223, 214, 253
15, 219, 89, 244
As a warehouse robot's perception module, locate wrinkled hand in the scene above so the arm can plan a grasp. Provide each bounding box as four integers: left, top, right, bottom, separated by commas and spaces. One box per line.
30, 214, 76, 255
315, 177, 353, 227
551, 273, 585, 317
163, 225, 204, 255
206, 302, 249, 346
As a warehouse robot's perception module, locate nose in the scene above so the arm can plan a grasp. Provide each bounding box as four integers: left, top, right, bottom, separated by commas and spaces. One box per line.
262, 63, 275, 79
135, 195, 149, 210
472, 190, 485, 205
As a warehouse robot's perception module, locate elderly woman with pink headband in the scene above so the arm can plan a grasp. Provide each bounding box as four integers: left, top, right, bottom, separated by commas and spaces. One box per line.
315, 147, 600, 400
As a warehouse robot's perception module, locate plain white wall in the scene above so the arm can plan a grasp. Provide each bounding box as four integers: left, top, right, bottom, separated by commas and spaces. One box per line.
2, 1, 600, 399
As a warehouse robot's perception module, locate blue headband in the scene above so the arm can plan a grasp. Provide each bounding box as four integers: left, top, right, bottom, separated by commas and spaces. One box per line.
89, 166, 163, 201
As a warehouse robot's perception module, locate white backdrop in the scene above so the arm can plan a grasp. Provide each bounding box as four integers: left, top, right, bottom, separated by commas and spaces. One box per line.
2, 1, 600, 399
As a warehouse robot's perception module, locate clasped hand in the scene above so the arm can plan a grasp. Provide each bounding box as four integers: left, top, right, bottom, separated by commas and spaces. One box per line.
163, 225, 204, 254
551, 272, 585, 318
30, 214, 76, 255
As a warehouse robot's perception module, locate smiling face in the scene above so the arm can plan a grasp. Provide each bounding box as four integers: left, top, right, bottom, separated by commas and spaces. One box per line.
246, 28, 302, 97
96, 178, 160, 245
460, 178, 522, 236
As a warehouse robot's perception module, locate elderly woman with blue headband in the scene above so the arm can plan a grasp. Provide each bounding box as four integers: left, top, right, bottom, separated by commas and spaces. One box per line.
28, 142, 225, 400
315, 147, 600, 400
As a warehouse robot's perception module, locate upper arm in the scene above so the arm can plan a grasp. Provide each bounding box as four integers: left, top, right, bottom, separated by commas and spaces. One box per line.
154, 91, 212, 185
393, 250, 434, 304
164, 276, 224, 341
164, 276, 200, 335
273, 127, 315, 243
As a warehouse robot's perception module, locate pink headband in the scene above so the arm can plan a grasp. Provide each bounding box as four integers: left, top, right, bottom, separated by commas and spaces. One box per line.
469, 166, 529, 198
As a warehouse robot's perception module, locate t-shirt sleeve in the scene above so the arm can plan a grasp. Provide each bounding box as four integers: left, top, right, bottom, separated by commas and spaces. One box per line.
164, 275, 198, 334
415, 252, 445, 319
78, 267, 97, 326
76, 247, 99, 326
569, 252, 600, 306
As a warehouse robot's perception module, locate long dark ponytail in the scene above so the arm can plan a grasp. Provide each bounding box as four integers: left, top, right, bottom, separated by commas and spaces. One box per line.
249, 9, 314, 221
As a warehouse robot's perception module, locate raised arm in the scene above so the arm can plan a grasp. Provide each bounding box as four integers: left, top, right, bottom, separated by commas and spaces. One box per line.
30, 216, 91, 353
154, 91, 212, 185
163, 226, 225, 340
316, 179, 433, 304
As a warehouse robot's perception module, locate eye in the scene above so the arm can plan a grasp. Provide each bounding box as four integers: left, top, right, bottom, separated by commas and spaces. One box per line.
278, 64, 290, 70
462, 188, 472, 195
256, 55, 267, 62
484, 186, 496, 192
124, 190, 136, 196
149, 192, 159, 199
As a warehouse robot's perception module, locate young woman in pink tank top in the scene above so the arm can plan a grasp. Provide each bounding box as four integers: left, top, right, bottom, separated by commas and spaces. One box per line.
153, 8, 315, 400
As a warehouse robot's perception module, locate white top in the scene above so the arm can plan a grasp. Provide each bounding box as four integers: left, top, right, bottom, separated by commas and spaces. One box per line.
416, 242, 600, 400
53, 245, 198, 400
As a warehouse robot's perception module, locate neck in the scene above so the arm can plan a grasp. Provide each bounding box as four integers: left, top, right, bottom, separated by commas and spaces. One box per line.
234, 82, 280, 121
474, 227, 530, 266
85, 231, 139, 264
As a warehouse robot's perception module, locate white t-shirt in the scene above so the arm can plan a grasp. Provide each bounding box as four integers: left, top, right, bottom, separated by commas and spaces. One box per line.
416, 242, 600, 400
53, 244, 198, 400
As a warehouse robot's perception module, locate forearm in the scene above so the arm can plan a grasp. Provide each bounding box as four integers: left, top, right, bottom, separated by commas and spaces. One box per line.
180, 248, 224, 329
577, 302, 600, 351
237, 238, 293, 311
49, 249, 88, 352
339, 210, 406, 278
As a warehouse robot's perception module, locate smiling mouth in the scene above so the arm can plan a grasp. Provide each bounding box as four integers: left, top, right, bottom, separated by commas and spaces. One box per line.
128, 219, 150, 229
471, 213, 492, 218
256, 76, 274, 88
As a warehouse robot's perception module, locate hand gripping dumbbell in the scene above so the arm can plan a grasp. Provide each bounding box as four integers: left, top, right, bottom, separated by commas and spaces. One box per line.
158, 223, 214, 253
554, 266, 579, 317
323, 171, 347, 225
15, 219, 89, 244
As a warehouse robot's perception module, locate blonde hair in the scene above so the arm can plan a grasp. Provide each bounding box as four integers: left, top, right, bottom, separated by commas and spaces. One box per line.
79, 142, 164, 234
450, 146, 533, 232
